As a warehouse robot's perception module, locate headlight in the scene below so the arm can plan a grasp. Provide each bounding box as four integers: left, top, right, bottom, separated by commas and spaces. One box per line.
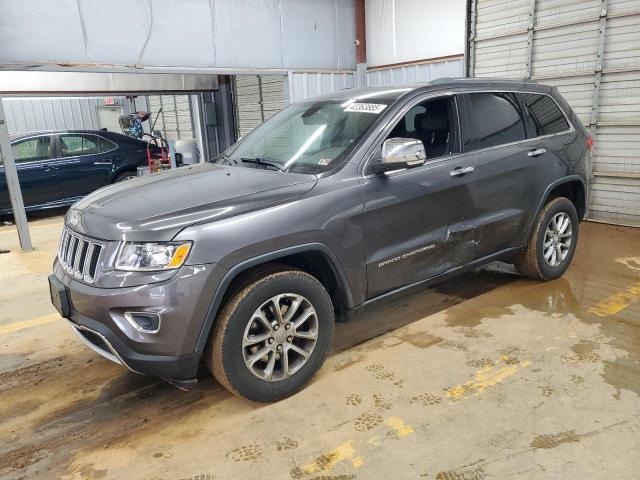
115, 242, 192, 271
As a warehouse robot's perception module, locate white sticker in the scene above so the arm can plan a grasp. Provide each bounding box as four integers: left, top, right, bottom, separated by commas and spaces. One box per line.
344, 103, 387, 114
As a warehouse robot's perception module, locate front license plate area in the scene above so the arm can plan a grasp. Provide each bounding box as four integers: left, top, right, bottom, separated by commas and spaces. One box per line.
48, 275, 70, 318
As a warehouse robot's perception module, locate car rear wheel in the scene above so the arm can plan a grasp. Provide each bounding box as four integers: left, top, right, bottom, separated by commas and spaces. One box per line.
515, 197, 579, 281
207, 267, 334, 402
114, 171, 137, 182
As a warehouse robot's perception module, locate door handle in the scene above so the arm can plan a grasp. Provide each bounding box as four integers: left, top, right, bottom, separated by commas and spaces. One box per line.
528, 148, 547, 157
93, 159, 113, 165
449, 166, 475, 177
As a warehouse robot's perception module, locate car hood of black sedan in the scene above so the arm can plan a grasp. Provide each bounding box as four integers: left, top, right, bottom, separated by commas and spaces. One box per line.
68, 163, 317, 241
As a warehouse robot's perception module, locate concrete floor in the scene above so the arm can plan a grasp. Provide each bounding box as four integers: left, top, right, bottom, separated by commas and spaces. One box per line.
1, 216, 639, 480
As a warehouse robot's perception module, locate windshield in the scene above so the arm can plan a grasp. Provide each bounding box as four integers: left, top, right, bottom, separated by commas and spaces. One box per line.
217, 99, 392, 174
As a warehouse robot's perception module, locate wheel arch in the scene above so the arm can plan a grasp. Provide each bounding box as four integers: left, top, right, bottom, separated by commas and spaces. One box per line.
111, 167, 138, 183
526, 176, 586, 241
194, 243, 354, 352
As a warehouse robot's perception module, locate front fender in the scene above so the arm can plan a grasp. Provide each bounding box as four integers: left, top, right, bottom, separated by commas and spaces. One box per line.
193, 243, 353, 352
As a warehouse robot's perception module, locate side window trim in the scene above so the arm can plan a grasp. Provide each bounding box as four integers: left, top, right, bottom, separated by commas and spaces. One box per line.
460, 90, 575, 155
361, 91, 464, 176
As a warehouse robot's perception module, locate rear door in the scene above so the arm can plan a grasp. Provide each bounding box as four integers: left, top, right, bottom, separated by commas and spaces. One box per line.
55, 133, 115, 200
0, 135, 56, 210
457, 92, 543, 258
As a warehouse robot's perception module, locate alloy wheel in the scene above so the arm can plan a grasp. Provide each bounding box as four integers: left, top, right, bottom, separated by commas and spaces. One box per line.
543, 212, 572, 267
242, 293, 319, 382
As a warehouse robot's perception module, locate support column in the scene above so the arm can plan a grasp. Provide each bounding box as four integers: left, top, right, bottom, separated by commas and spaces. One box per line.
525, 0, 537, 79
0, 97, 33, 251
355, 0, 367, 87
468, 0, 479, 77
587, 0, 609, 216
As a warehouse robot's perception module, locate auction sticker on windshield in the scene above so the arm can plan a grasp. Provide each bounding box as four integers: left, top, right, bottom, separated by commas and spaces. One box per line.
344, 103, 387, 114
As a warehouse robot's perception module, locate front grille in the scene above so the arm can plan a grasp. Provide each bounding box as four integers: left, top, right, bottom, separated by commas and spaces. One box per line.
58, 226, 104, 283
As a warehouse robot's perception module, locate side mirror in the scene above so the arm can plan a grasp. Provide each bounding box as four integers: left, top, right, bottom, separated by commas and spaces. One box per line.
371, 137, 426, 174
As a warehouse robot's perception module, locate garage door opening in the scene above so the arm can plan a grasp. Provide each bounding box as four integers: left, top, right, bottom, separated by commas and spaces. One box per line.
0, 71, 236, 250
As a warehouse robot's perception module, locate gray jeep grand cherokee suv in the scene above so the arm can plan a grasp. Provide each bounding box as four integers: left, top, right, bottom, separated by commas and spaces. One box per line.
49, 78, 590, 402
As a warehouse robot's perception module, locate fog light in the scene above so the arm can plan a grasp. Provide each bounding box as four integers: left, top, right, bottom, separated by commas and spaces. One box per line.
124, 311, 161, 334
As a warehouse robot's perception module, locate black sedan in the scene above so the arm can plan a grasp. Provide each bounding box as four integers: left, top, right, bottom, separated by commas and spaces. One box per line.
0, 130, 161, 215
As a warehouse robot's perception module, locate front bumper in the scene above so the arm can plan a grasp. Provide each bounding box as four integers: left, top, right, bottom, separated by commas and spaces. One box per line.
50, 260, 227, 380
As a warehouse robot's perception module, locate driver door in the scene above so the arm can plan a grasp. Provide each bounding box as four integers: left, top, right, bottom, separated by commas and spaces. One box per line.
361, 94, 479, 298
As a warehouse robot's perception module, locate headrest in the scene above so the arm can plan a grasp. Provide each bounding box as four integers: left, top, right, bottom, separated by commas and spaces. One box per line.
415, 103, 449, 131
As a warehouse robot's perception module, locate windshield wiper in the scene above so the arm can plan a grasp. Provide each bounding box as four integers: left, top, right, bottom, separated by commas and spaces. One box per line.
240, 157, 286, 172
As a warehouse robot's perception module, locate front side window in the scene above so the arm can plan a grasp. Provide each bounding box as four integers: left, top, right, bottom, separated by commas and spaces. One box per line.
519, 93, 570, 137
60, 135, 100, 157
11, 136, 53, 163
463, 93, 526, 152
385, 96, 459, 160
218, 99, 391, 174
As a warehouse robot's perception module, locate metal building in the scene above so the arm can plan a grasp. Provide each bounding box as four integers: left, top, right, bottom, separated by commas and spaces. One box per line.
233, 76, 286, 137
2, 96, 130, 134
468, 0, 640, 227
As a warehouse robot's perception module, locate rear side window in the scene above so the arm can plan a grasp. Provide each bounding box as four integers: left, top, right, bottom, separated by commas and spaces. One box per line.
518, 93, 570, 137
463, 93, 527, 152
60, 134, 100, 157
99, 137, 118, 153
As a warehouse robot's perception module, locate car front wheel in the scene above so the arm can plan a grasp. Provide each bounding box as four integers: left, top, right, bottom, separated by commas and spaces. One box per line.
207, 267, 335, 402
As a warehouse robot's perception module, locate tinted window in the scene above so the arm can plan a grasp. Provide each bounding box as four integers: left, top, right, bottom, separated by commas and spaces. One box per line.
60, 135, 100, 157
519, 93, 570, 137
11, 136, 52, 163
464, 93, 526, 151
99, 137, 118, 153
386, 96, 459, 160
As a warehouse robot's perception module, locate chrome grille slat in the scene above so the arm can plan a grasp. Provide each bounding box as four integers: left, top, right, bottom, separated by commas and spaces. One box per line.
66, 236, 77, 267
57, 226, 104, 283
82, 243, 95, 278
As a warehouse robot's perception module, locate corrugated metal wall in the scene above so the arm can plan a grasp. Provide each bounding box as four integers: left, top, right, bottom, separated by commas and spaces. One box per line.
469, 0, 640, 227
366, 58, 465, 86
231, 61, 465, 137
287, 72, 355, 102
233, 76, 287, 137
147, 95, 194, 141
2, 96, 129, 134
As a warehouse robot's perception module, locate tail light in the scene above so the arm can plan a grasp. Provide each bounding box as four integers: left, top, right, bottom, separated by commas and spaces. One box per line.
586, 135, 594, 150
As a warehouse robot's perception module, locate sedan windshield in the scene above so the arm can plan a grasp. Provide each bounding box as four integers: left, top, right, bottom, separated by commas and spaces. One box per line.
217, 99, 392, 174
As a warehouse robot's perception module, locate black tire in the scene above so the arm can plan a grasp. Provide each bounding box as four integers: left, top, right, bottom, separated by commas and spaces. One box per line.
114, 171, 137, 183
207, 267, 335, 402
515, 197, 579, 281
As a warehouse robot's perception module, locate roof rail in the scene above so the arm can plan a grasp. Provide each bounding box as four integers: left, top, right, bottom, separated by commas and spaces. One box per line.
430, 77, 538, 85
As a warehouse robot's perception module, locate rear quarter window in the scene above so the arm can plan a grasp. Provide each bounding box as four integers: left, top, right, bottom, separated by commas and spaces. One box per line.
518, 93, 570, 137
463, 93, 527, 152
99, 137, 118, 153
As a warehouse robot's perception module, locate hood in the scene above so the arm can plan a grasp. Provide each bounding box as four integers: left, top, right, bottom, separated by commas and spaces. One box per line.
69, 163, 317, 241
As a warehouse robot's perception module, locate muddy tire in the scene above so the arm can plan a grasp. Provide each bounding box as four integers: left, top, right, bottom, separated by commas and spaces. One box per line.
207, 267, 334, 402
515, 197, 579, 281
